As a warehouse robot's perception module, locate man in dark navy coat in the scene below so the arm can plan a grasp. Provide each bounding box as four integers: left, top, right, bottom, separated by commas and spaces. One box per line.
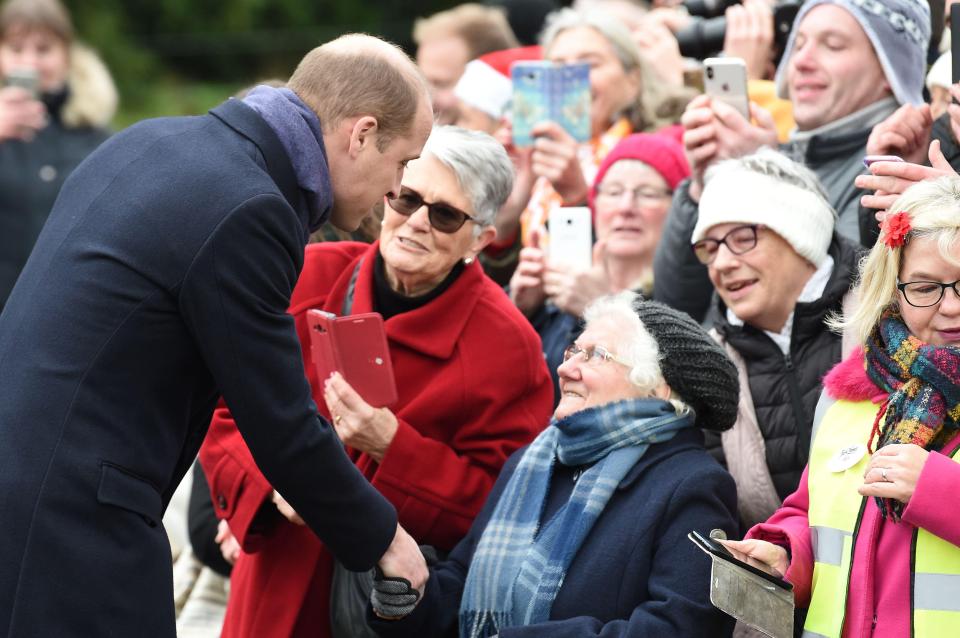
0, 34, 434, 637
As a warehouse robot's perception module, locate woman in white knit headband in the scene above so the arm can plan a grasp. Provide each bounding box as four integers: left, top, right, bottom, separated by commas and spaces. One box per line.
689, 148, 861, 530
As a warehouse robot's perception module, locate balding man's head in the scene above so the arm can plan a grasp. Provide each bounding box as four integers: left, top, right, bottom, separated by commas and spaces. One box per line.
288, 33, 431, 151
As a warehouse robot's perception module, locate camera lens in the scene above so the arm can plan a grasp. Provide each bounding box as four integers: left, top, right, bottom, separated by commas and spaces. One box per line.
706, 67, 714, 79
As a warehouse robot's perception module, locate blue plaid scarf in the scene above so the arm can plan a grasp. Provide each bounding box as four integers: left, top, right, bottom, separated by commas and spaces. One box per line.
459, 399, 693, 638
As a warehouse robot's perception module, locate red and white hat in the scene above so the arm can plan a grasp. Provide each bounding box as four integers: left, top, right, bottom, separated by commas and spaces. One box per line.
454, 45, 542, 120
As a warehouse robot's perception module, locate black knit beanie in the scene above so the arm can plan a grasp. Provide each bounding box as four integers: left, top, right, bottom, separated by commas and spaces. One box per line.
634, 300, 740, 432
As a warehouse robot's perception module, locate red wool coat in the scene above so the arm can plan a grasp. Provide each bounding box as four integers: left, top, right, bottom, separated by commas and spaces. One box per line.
200, 241, 553, 638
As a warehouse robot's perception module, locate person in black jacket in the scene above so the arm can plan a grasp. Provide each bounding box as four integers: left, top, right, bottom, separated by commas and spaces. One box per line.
0, 34, 433, 637
368, 294, 740, 638
689, 149, 860, 528
0, 0, 117, 310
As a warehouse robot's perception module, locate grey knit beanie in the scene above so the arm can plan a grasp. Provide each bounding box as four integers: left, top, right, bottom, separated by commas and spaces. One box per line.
774, 0, 930, 107
635, 301, 740, 432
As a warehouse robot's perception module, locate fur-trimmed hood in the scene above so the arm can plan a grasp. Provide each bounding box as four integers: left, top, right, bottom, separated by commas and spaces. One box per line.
61, 42, 117, 129
822, 347, 886, 403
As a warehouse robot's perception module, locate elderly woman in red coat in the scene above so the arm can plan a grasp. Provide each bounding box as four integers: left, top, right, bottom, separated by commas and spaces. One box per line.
199, 125, 554, 638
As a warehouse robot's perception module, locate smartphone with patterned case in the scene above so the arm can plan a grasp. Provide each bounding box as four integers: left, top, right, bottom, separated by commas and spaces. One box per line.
511, 61, 590, 147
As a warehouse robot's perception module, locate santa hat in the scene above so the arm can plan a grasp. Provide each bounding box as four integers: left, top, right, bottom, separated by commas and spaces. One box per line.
454, 45, 542, 119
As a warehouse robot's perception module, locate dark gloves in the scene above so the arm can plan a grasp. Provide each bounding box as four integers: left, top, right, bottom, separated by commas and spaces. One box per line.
370, 568, 421, 619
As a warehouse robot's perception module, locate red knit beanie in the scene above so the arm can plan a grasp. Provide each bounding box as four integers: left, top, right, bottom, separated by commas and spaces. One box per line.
588, 132, 690, 209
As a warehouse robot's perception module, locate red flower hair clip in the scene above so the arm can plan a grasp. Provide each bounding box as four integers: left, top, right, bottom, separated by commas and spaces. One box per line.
881, 211, 911, 248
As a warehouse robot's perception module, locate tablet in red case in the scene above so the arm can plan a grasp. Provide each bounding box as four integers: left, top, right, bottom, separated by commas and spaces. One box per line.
306, 309, 398, 408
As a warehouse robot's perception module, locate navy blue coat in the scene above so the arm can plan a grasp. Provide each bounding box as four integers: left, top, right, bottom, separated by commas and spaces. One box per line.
0, 99, 396, 637
370, 427, 738, 638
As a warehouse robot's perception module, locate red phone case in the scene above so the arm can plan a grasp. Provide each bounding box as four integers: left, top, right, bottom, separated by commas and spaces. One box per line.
306, 310, 398, 408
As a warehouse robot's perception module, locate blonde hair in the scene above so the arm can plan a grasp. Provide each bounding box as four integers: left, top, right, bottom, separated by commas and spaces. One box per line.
413, 4, 518, 58
831, 176, 960, 345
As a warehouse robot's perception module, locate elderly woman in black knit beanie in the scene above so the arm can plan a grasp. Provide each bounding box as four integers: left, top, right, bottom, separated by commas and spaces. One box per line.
367, 292, 741, 638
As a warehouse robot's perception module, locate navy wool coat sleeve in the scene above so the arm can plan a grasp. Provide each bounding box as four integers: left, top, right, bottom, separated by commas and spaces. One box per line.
0, 99, 395, 637
369, 428, 738, 638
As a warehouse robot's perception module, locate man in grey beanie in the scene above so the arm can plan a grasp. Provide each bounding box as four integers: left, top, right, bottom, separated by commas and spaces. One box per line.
656, 0, 929, 322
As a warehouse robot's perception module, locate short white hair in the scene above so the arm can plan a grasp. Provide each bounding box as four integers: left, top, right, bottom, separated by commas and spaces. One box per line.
582, 291, 691, 415
422, 125, 514, 232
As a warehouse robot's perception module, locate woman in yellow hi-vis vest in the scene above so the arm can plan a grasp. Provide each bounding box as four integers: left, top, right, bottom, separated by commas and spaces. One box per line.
721, 176, 960, 638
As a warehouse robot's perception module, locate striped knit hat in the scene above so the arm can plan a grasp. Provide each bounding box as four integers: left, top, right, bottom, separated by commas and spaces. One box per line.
635, 300, 740, 432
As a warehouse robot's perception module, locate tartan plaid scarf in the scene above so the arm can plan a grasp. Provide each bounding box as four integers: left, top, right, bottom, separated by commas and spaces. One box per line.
458, 399, 692, 638
865, 312, 960, 518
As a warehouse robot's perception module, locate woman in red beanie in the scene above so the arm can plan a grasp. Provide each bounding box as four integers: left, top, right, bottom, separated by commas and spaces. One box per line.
509, 131, 689, 405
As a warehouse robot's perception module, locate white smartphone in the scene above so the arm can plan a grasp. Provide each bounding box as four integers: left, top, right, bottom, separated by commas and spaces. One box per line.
548, 207, 593, 271
703, 57, 749, 120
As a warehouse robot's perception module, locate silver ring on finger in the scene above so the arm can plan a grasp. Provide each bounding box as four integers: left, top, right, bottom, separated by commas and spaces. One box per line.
881, 467, 889, 482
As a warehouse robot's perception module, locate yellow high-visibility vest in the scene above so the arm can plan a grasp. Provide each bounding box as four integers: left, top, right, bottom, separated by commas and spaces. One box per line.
803, 398, 960, 638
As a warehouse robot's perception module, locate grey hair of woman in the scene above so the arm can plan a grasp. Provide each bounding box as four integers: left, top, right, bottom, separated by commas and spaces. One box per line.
703, 147, 834, 210
582, 291, 691, 416
421, 125, 514, 236
540, 7, 641, 75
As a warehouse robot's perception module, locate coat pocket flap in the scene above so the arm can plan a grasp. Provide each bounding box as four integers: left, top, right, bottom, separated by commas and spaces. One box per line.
97, 462, 163, 527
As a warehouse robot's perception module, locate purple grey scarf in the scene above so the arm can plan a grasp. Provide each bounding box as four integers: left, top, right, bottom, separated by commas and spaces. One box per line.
242, 85, 332, 232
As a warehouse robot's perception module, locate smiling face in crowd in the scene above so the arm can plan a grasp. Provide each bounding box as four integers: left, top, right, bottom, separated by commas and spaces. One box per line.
554, 317, 645, 421
379, 153, 494, 297
545, 26, 641, 138
785, 4, 891, 131
705, 223, 816, 333
897, 235, 960, 346
593, 159, 672, 265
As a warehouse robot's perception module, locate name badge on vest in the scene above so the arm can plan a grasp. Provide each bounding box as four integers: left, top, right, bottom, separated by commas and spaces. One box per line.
827, 443, 867, 473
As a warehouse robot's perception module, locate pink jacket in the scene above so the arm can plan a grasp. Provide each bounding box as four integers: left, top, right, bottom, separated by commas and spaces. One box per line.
748, 349, 960, 637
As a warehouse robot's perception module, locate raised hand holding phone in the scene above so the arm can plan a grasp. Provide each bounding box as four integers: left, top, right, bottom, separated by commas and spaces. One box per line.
0, 80, 45, 142
323, 371, 399, 463
703, 57, 750, 121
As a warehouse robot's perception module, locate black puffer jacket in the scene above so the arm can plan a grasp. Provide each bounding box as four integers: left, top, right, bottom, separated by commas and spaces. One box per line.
706, 234, 860, 500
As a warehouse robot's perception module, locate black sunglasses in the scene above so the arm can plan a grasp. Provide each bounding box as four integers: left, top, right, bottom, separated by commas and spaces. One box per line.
387, 187, 477, 234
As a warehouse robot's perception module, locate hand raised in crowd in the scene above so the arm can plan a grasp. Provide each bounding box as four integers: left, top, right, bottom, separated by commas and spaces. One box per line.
947, 84, 960, 145
323, 371, 398, 463
858, 444, 930, 505
682, 95, 778, 200
509, 227, 549, 318
856, 139, 957, 217
531, 121, 590, 205
634, 17, 685, 87
494, 119, 537, 243
271, 489, 305, 525
376, 523, 429, 612
542, 240, 612, 318
866, 103, 933, 166
0, 86, 46, 142
718, 538, 790, 579
215, 519, 242, 565
722, 0, 775, 81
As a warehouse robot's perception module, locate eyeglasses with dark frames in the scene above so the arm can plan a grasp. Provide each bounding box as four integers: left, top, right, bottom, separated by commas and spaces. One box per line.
896, 279, 960, 308
691, 224, 763, 265
562, 343, 630, 367
387, 186, 477, 234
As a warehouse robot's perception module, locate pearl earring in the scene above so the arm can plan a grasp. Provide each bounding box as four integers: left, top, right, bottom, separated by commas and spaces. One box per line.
464, 256, 475, 265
